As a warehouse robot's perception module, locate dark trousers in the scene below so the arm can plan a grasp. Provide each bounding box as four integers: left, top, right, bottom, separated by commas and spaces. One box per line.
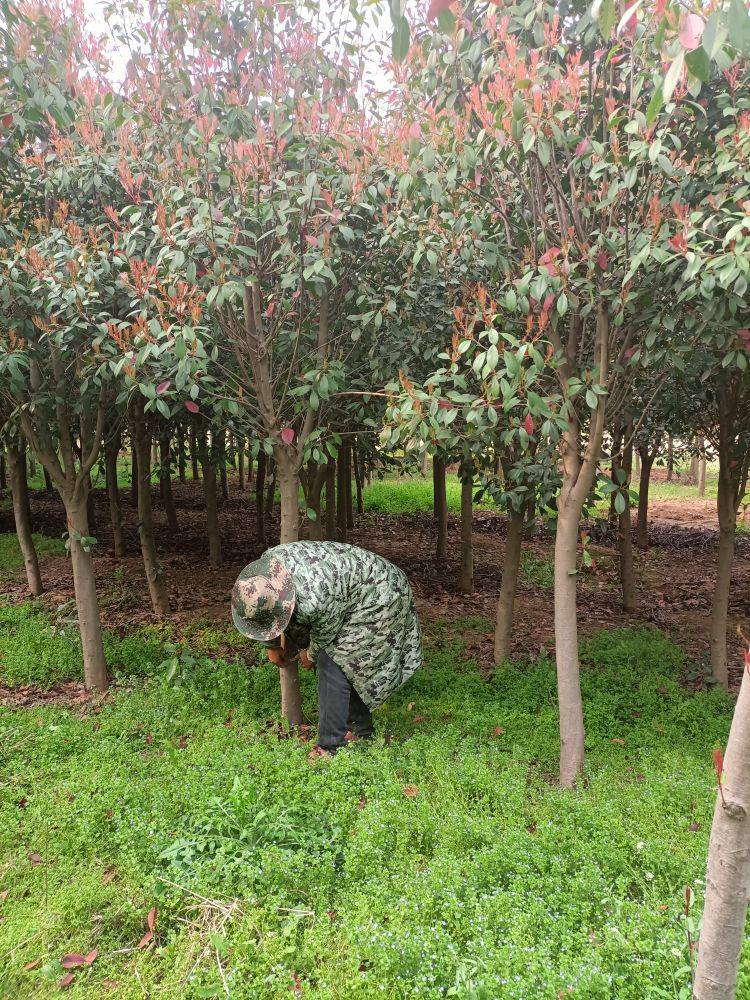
317, 649, 373, 751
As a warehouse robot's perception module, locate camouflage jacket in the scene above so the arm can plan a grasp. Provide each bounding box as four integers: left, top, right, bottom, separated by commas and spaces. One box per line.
266, 541, 422, 709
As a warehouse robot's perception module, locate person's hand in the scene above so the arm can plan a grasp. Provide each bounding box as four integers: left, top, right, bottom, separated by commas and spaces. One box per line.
299, 649, 314, 670
267, 647, 298, 668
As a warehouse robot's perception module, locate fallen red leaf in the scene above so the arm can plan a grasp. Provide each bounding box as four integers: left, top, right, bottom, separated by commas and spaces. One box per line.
403, 784, 419, 798
84, 949, 98, 966
610, 738, 626, 745
145, 732, 153, 746
61, 954, 87, 969
0, 889, 8, 901
138, 930, 154, 949
492, 726, 505, 736
27, 852, 42, 865
412, 715, 425, 724
147, 906, 157, 932
23, 959, 41, 971
58, 972, 75, 988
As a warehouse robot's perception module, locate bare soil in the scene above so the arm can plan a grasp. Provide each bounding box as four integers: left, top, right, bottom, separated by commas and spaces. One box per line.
1, 473, 748, 690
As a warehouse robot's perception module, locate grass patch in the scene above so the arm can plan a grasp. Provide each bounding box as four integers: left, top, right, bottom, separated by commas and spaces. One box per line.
0, 532, 66, 581
0, 611, 741, 998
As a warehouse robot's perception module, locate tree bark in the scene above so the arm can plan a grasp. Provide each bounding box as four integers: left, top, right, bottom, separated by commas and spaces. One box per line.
494, 511, 524, 665
698, 446, 707, 498
86, 473, 97, 535
459, 460, 474, 594
636, 449, 653, 550
42, 466, 52, 492
159, 431, 179, 532
199, 431, 222, 569
255, 450, 267, 546
0, 451, 6, 491
618, 427, 638, 612
264, 459, 276, 533
133, 400, 170, 616
609, 427, 623, 530
710, 459, 736, 689
353, 441, 364, 515
276, 447, 300, 546
190, 425, 199, 480
325, 460, 336, 541
66, 493, 108, 691
104, 428, 125, 559
693, 658, 750, 1000
129, 439, 138, 506
177, 426, 187, 483
433, 455, 447, 562
218, 432, 229, 503
238, 437, 245, 491
666, 434, 674, 482
345, 441, 354, 530
336, 447, 348, 543
8, 444, 43, 596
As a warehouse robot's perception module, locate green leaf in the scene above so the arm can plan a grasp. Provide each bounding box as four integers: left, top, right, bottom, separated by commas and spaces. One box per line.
585, 389, 598, 410
662, 51, 685, 104
702, 11, 726, 58
437, 8, 455, 33
598, 0, 616, 39
646, 85, 664, 125
614, 492, 626, 515
686, 47, 710, 83
729, 0, 750, 54
392, 16, 410, 62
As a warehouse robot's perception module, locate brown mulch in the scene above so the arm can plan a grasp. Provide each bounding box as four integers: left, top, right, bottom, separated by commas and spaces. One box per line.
0, 472, 748, 691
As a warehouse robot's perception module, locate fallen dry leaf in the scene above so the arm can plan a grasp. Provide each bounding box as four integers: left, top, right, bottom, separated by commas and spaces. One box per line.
27, 852, 42, 865
61, 954, 88, 969
58, 972, 75, 989
403, 784, 419, 798
23, 959, 41, 971
0, 889, 8, 901
84, 949, 98, 966
147, 907, 157, 932
412, 715, 426, 724
492, 726, 505, 736
138, 930, 153, 950
610, 738, 626, 745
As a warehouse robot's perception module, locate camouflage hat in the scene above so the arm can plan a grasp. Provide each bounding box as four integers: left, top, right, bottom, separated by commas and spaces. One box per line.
231, 553, 296, 641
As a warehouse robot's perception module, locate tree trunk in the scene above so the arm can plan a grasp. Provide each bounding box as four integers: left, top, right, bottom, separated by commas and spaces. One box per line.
433, 455, 447, 562
43, 466, 52, 492
159, 432, 179, 532
666, 435, 674, 482
494, 511, 524, 665
618, 429, 638, 612
336, 447, 348, 543
325, 460, 336, 541
200, 442, 222, 569
264, 459, 276, 533
693, 658, 750, 1000
238, 438, 245, 491
256, 451, 267, 546
609, 428, 623, 529
177, 426, 187, 483
86, 474, 97, 535
345, 442, 354, 530
636, 449, 653, 550
274, 447, 303, 727
690, 439, 700, 485
133, 402, 170, 616
0, 451, 6, 491
66, 493, 108, 692
8, 444, 43, 596
129, 441, 138, 506
104, 429, 125, 559
353, 441, 364, 515
190, 425, 199, 480
218, 433, 229, 503
459, 461, 473, 594
698, 447, 707, 498
710, 460, 737, 689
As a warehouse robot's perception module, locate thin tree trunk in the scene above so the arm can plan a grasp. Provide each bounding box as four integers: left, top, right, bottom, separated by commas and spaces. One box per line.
710, 460, 736, 689
159, 432, 179, 532
609, 428, 623, 529
256, 451, 267, 546
43, 466, 52, 492
636, 449, 653, 550
459, 460, 474, 594
433, 455, 447, 562
265, 459, 276, 534
690, 439, 700, 485
494, 511, 524, 665
66, 493, 108, 691
238, 438, 245, 491
218, 433, 229, 503
353, 441, 364, 515
618, 427, 638, 612
8, 444, 43, 596
86, 473, 97, 534
176, 427, 186, 484
698, 446, 707, 497
190, 425, 199, 480
129, 440, 138, 505
666, 435, 674, 482
693, 656, 750, 1000
134, 401, 170, 616
274, 447, 303, 726
104, 429, 125, 559
0, 451, 6, 491
325, 460, 336, 541
200, 434, 222, 569
345, 442, 354, 530
336, 447, 348, 543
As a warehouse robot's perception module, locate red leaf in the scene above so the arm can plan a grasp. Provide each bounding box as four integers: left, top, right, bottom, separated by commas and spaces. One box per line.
177, 735, 188, 749
147, 906, 157, 932
596, 250, 609, 270
156, 379, 171, 395
427, 0, 452, 19
2, 114, 12, 128
538, 246, 561, 276
523, 413, 534, 436
492, 726, 505, 736
403, 784, 419, 798
437, 399, 453, 410
669, 232, 688, 254
713, 748, 724, 783
84, 949, 98, 966
679, 12, 704, 51
575, 138, 590, 157
27, 852, 42, 865
0, 889, 8, 901
184, 400, 199, 414
61, 954, 87, 969
265, 299, 276, 318
58, 972, 75, 989
24, 959, 41, 971
145, 732, 153, 746
305, 233, 317, 246
280, 427, 295, 445
138, 930, 154, 949
412, 715, 426, 724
